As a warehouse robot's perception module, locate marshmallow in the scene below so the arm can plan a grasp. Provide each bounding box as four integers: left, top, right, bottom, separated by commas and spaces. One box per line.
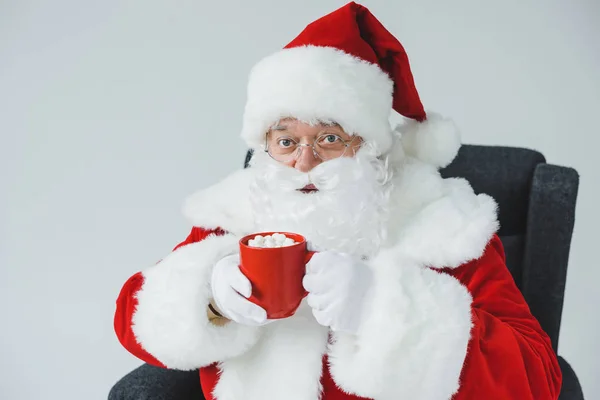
247, 233, 298, 248
282, 238, 295, 247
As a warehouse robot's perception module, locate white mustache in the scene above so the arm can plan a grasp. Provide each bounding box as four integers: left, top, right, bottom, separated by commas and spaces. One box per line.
256, 162, 308, 191
256, 154, 378, 192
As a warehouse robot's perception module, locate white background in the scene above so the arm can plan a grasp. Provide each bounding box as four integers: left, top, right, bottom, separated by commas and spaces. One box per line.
1, 0, 598, 399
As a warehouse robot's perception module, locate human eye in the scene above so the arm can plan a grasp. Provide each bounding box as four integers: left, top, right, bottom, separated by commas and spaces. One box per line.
277, 137, 296, 148
318, 134, 342, 145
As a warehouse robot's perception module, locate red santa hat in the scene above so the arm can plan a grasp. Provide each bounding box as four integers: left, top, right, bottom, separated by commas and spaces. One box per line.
241, 1, 460, 168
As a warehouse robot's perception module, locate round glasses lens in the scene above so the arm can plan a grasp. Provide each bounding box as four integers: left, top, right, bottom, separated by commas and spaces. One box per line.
267, 137, 300, 162
314, 134, 348, 160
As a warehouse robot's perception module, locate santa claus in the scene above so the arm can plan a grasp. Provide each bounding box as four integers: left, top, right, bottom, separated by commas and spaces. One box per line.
114, 2, 562, 399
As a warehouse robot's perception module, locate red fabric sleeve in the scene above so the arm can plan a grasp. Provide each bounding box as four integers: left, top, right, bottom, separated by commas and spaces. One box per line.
449, 235, 562, 399
113, 226, 225, 368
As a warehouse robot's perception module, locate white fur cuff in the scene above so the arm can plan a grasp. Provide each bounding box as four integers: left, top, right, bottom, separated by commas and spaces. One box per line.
327, 254, 473, 399
131, 234, 262, 370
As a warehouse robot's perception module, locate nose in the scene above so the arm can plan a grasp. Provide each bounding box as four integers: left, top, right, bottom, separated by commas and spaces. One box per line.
293, 145, 321, 173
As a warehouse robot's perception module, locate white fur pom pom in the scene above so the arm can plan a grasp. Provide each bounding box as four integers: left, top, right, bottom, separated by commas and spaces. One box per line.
395, 112, 461, 168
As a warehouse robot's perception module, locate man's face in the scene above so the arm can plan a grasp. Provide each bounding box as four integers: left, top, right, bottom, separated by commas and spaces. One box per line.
265, 118, 363, 174
249, 118, 391, 258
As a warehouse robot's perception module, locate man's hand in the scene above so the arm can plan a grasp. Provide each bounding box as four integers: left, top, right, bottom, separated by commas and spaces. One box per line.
211, 254, 271, 326
302, 251, 374, 335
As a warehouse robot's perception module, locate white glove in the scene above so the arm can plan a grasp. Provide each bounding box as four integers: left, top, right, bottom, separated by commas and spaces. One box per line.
211, 253, 271, 326
302, 251, 374, 335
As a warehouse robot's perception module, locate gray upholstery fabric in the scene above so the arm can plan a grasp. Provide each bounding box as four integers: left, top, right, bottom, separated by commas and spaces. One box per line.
108, 364, 204, 400
558, 356, 585, 400
522, 164, 579, 352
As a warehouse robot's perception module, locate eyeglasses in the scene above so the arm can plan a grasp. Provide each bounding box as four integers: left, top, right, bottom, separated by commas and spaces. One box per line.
264, 132, 360, 162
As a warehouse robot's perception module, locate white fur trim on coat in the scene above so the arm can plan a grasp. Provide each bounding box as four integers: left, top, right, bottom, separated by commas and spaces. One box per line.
241, 45, 395, 154
182, 168, 255, 236
328, 251, 474, 399
131, 233, 262, 370
213, 302, 330, 400
385, 158, 499, 269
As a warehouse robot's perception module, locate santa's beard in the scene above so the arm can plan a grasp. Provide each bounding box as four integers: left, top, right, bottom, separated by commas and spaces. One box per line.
248, 147, 393, 259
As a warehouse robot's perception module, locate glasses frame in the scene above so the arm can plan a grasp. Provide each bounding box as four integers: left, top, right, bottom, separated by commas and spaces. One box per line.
264, 131, 361, 162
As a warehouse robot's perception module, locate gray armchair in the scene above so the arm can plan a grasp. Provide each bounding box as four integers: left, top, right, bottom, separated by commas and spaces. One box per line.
109, 145, 583, 400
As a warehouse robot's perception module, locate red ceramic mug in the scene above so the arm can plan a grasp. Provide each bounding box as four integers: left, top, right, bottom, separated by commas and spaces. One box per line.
239, 232, 315, 319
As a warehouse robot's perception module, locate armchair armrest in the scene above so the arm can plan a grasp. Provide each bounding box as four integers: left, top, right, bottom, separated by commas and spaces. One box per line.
109, 364, 204, 400
558, 356, 585, 400
521, 163, 579, 352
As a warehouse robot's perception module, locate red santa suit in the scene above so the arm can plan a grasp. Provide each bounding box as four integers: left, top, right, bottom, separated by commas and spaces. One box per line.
113, 2, 562, 399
